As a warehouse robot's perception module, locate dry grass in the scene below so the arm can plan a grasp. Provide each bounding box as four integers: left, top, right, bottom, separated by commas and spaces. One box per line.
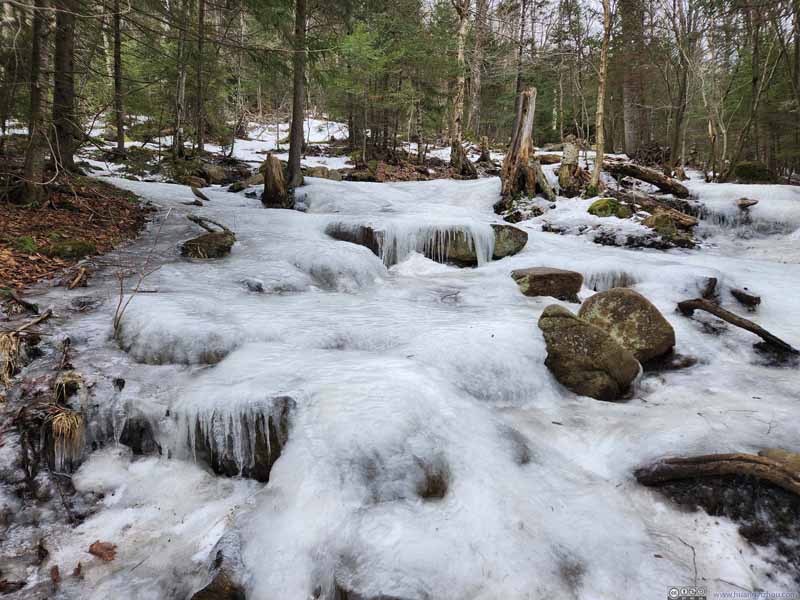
0, 332, 20, 385
48, 407, 84, 469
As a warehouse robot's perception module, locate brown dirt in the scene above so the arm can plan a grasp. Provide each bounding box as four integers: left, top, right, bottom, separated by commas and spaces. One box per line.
1, 176, 152, 290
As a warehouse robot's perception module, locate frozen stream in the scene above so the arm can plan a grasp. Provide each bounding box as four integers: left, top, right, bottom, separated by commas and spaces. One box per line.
5, 175, 800, 599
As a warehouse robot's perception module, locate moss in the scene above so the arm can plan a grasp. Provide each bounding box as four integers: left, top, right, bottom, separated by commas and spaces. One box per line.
46, 239, 96, 259
14, 236, 39, 254
733, 161, 776, 184
588, 198, 632, 219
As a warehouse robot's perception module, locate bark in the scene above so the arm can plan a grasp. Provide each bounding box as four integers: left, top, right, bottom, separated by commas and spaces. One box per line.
620, 0, 645, 155
590, 0, 611, 190
635, 452, 800, 497
501, 88, 553, 201
260, 154, 291, 209
287, 0, 306, 189
112, 0, 125, 155
53, 0, 78, 172
449, 0, 470, 175
196, 0, 205, 153
23, 0, 49, 205
677, 298, 798, 354
603, 160, 690, 197
558, 135, 581, 197
466, 0, 488, 135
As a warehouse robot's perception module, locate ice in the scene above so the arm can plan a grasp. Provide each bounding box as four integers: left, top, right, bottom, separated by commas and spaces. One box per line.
17, 168, 800, 598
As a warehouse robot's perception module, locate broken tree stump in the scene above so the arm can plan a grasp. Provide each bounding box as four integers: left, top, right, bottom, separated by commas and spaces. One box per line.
677, 297, 797, 354
260, 153, 292, 209
635, 451, 800, 497
557, 134, 582, 198
451, 142, 478, 178
603, 160, 690, 198
500, 88, 555, 203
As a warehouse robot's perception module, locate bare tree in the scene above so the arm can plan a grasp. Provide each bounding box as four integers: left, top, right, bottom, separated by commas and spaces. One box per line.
590, 0, 612, 190
467, 0, 489, 135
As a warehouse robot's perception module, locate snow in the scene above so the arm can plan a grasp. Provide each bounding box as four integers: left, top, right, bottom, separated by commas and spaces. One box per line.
9, 168, 800, 598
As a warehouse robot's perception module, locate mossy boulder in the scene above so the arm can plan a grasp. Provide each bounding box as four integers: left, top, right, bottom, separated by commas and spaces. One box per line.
538, 304, 640, 401
46, 239, 96, 259
732, 161, 776, 184
642, 213, 695, 248
588, 198, 633, 219
578, 288, 675, 364
180, 232, 235, 259
491, 224, 528, 259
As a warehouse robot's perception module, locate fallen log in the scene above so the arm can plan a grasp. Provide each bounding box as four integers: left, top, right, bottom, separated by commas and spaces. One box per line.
1, 289, 39, 314
611, 189, 698, 229
730, 288, 761, 311
635, 451, 800, 497
604, 160, 690, 198
677, 297, 797, 354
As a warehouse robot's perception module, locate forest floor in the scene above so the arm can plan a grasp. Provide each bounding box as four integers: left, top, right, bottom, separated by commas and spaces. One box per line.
0, 142, 152, 290
2, 121, 800, 599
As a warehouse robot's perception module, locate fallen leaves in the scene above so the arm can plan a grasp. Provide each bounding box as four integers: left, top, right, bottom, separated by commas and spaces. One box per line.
88, 540, 117, 562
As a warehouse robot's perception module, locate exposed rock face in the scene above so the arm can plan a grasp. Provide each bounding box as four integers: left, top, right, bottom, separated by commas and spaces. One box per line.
119, 414, 161, 455
537, 305, 640, 401
180, 231, 236, 259
191, 396, 294, 482
578, 288, 675, 364
491, 224, 528, 259
511, 267, 583, 302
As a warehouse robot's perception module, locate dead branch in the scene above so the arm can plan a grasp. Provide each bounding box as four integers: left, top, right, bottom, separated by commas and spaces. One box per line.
187, 214, 232, 234
635, 452, 800, 497
677, 298, 797, 354
1, 289, 39, 314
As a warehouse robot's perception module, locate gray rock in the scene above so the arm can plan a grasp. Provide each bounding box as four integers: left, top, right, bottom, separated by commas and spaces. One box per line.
578, 288, 675, 364
538, 305, 640, 401
512, 267, 583, 302
491, 224, 528, 259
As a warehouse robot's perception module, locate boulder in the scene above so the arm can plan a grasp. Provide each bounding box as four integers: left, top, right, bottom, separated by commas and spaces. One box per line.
736, 197, 758, 210
200, 163, 226, 185
491, 224, 528, 259
537, 305, 640, 401
578, 288, 675, 363
191, 396, 294, 482
642, 213, 695, 248
588, 198, 633, 219
119, 414, 161, 455
326, 223, 383, 257
732, 161, 776, 184
511, 267, 583, 302
191, 532, 246, 600
180, 231, 236, 259
180, 175, 209, 188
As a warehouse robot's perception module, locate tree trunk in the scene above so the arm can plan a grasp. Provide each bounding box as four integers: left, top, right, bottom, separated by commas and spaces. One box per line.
467, 0, 488, 135
449, 0, 472, 176
500, 87, 553, 202
620, 0, 644, 156
287, 0, 306, 189
113, 0, 125, 155
196, 0, 205, 153
261, 153, 291, 209
23, 0, 50, 204
558, 134, 581, 197
174, 0, 189, 158
590, 0, 611, 190
53, 0, 78, 173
